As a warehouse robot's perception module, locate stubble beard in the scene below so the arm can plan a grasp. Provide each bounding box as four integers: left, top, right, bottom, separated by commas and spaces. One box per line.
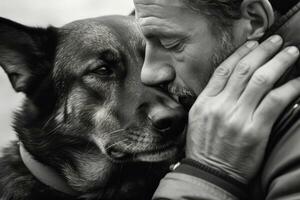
168, 28, 240, 111
211, 28, 240, 71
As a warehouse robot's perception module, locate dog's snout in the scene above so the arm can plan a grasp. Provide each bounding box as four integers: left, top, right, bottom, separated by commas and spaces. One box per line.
149, 107, 173, 132
135, 87, 188, 138
148, 104, 187, 137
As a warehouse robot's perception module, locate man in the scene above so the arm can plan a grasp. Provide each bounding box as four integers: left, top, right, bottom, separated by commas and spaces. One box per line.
134, 0, 300, 199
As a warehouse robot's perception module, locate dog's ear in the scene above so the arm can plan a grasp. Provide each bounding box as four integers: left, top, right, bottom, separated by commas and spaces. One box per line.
0, 17, 58, 95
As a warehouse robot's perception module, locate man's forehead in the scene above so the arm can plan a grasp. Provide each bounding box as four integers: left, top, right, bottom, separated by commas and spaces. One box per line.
134, 0, 195, 38
134, 0, 182, 6
134, 0, 184, 18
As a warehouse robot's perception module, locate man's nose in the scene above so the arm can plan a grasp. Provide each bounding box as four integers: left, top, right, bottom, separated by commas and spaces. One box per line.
141, 43, 175, 86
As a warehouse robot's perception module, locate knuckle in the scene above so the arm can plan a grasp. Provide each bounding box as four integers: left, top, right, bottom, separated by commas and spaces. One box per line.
242, 125, 256, 137
210, 106, 223, 117
267, 91, 285, 106
238, 41, 258, 55
189, 103, 225, 123
240, 125, 264, 143
214, 65, 231, 77
224, 118, 240, 132
222, 111, 244, 132
252, 71, 270, 87
206, 104, 227, 120
243, 132, 261, 143
243, 120, 271, 141
235, 61, 251, 76
236, 47, 248, 58
241, 126, 252, 136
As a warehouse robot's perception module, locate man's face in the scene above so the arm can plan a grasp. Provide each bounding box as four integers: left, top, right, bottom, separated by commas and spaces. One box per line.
134, 0, 237, 110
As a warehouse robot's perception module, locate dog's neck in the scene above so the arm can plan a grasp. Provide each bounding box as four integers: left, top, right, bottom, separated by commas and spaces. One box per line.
19, 142, 79, 196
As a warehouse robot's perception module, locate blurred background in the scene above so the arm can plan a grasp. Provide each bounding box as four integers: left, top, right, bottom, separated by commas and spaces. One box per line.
0, 0, 134, 150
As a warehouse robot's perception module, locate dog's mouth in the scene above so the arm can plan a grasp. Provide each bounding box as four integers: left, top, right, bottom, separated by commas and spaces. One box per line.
106, 142, 183, 163
133, 145, 180, 162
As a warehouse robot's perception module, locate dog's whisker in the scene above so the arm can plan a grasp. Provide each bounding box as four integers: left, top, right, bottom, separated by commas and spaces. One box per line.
105, 139, 129, 151
98, 128, 126, 136
123, 142, 134, 152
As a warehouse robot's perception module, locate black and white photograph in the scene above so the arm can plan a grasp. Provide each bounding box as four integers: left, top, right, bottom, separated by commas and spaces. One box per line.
0, 0, 299, 199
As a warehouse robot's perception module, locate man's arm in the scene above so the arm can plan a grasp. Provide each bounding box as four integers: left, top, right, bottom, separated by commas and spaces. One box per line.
153, 172, 238, 200
153, 36, 300, 200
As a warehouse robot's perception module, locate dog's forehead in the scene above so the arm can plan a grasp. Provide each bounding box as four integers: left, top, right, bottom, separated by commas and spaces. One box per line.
54, 15, 144, 69
53, 15, 144, 87
60, 15, 141, 47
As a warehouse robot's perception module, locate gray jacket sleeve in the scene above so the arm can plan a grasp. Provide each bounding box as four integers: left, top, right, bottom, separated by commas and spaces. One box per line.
152, 172, 238, 200
259, 120, 300, 200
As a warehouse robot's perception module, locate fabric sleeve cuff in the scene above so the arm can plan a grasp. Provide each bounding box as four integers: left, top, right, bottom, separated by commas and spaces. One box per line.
173, 158, 249, 200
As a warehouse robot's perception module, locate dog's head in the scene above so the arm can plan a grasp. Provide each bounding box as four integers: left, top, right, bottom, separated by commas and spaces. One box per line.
0, 16, 187, 199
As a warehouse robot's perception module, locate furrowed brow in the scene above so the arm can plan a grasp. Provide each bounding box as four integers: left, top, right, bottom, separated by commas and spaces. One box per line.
140, 24, 185, 40
135, 3, 165, 19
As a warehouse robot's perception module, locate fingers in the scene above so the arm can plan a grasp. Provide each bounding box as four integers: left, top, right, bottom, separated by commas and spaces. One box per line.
254, 77, 300, 129
238, 46, 299, 111
224, 35, 283, 99
203, 41, 258, 97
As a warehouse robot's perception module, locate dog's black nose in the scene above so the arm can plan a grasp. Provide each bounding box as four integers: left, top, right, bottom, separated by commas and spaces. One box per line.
151, 113, 173, 132
148, 104, 187, 137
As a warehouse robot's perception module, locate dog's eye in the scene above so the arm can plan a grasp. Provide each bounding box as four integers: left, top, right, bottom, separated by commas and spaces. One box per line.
92, 65, 114, 77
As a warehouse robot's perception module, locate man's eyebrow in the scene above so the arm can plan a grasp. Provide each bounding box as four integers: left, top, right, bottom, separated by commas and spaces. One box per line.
135, 0, 182, 7
141, 25, 185, 39
135, 0, 183, 19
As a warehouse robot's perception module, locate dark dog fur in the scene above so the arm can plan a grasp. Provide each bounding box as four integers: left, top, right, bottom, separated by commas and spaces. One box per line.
0, 15, 187, 200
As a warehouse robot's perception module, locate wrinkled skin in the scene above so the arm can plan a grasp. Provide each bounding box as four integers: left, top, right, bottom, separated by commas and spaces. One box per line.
134, 0, 300, 183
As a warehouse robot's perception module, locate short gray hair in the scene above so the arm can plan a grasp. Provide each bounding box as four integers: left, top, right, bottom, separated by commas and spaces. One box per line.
181, 0, 243, 28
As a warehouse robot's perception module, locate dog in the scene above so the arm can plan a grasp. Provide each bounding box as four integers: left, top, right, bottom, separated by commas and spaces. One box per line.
0, 15, 187, 200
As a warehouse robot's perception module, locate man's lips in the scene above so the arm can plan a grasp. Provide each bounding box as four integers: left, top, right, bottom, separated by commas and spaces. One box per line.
164, 84, 197, 111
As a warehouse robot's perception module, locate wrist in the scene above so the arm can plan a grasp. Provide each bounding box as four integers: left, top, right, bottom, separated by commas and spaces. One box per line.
171, 158, 249, 200
186, 153, 248, 184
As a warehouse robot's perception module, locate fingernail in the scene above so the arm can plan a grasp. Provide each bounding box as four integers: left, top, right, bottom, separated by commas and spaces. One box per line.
269, 35, 282, 43
286, 46, 299, 55
246, 41, 258, 48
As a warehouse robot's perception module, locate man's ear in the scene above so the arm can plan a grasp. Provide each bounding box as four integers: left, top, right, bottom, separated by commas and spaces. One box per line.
0, 17, 57, 95
240, 0, 275, 40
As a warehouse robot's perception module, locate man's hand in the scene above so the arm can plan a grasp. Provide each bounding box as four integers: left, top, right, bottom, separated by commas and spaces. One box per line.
186, 35, 300, 183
